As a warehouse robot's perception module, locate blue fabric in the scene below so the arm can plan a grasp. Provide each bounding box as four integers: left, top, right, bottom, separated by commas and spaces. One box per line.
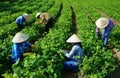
102, 28, 109, 46
65, 44, 84, 63
16, 16, 25, 27
96, 20, 114, 46
11, 41, 31, 63
64, 61, 78, 70
64, 44, 84, 70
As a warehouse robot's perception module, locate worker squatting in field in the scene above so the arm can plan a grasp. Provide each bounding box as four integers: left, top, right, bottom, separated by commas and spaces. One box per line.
62, 34, 84, 71
11, 32, 32, 63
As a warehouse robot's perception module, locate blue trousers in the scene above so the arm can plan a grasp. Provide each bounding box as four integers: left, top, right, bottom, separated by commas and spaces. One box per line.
102, 29, 111, 47
16, 23, 24, 31
64, 58, 78, 70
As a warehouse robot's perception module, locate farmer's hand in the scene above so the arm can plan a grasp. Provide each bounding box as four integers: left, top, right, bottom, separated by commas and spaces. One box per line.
23, 52, 33, 57
31, 45, 38, 49
62, 50, 69, 53
38, 22, 42, 25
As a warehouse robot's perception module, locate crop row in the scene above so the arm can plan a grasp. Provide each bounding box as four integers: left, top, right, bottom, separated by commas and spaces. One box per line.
78, 0, 120, 50
0, 0, 55, 59
68, 0, 116, 77
0, 0, 44, 25
6, 0, 73, 78
1, 0, 120, 78
89, 0, 120, 21
0, 0, 55, 40
0, 0, 55, 76
0, 0, 43, 16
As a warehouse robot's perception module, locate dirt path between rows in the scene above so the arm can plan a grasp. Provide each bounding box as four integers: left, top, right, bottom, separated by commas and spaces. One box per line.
106, 45, 120, 78
94, 8, 120, 27
80, 6, 95, 25
113, 48, 120, 61
70, 5, 77, 34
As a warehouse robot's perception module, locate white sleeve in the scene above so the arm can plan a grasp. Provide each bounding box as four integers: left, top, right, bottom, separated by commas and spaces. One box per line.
65, 46, 76, 58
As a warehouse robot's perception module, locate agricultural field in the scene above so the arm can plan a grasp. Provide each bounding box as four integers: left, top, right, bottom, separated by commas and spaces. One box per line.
0, 0, 120, 78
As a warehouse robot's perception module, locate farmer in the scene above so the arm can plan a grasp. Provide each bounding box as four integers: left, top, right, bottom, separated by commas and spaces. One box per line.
11, 32, 32, 63
96, 17, 114, 47
62, 34, 84, 70
16, 13, 30, 31
36, 12, 53, 33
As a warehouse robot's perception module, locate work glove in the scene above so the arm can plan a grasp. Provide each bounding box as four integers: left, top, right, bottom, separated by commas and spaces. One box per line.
23, 52, 33, 57
31, 45, 38, 49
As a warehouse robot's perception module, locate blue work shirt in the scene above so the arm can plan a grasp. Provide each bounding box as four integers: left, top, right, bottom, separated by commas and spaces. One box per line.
16, 16, 25, 27
11, 41, 31, 63
65, 44, 84, 64
96, 20, 114, 46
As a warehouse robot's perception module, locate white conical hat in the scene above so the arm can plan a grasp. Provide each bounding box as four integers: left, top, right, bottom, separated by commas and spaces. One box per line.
66, 34, 82, 43
23, 13, 30, 21
36, 13, 41, 18
96, 17, 109, 29
12, 32, 29, 43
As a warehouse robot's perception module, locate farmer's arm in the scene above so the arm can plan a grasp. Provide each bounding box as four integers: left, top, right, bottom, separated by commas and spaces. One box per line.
65, 46, 76, 58
38, 15, 45, 25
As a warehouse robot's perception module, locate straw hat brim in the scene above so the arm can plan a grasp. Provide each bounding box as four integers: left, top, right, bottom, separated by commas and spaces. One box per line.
96, 18, 109, 29
25, 16, 30, 21
66, 34, 82, 43
36, 13, 41, 18
12, 32, 29, 43
23, 13, 30, 21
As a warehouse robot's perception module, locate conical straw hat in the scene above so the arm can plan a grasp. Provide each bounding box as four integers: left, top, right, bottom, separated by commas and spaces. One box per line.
12, 32, 29, 43
96, 17, 109, 29
36, 13, 41, 18
23, 13, 30, 21
66, 34, 82, 43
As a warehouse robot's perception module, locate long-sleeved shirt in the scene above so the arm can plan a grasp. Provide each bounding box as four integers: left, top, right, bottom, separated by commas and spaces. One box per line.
16, 16, 25, 27
11, 41, 31, 63
96, 20, 114, 40
65, 44, 84, 64
39, 13, 51, 24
